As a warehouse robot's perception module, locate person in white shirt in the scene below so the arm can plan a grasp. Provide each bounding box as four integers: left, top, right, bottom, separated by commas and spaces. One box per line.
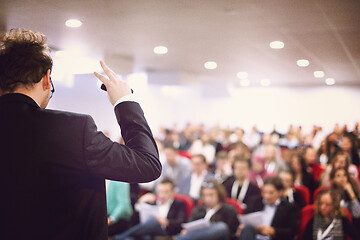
114, 179, 187, 240
178, 154, 215, 201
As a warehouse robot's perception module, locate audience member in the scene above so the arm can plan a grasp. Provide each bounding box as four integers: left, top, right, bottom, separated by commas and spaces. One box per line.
304, 147, 324, 183
330, 168, 360, 228
189, 134, 216, 165
264, 145, 289, 174
248, 155, 275, 188
303, 189, 359, 240
321, 152, 359, 190
178, 154, 215, 201
238, 176, 299, 240
107, 181, 133, 236
223, 158, 261, 210
176, 179, 239, 240
213, 151, 232, 183
340, 135, 360, 166
158, 146, 192, 188
278, 170, 306, 210
290, 154, 317, 195
114, 179, 187, 240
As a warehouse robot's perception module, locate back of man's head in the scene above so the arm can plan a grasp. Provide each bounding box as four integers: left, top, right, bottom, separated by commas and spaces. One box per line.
0, 29, 53, 93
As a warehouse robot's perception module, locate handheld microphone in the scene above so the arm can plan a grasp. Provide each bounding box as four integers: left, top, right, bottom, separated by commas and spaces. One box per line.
100, 84, 133, 94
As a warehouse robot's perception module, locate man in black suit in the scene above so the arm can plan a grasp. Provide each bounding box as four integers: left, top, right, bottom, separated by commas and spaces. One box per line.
0, 29, 161, 239
238, 177, 299, 240
114, 178, 187, 239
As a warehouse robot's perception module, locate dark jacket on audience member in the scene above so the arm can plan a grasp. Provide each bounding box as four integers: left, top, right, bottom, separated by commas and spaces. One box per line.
188, 203, 240, 236
244, 195, 300, 240
303, 216, 359, 240
163, 199, 188, 235
223, 176, 261, 208
0, 93, 161, 240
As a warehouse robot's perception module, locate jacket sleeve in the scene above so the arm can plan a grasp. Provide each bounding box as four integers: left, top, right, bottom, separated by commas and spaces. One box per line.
166, 200, 187, 235
83, 101, 161, 183
273, 203, 300, 240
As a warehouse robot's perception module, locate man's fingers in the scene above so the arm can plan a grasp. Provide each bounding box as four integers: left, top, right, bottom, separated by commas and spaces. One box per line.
100, 60, 117, 80
94, 71, 108, 83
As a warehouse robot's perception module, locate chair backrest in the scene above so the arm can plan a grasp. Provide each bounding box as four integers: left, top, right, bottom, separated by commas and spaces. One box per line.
294, 185, 311, 205
225, 198, 244, 215
298, 204, 315, 240
313, 186, 329, 202
174, 194, 194, 219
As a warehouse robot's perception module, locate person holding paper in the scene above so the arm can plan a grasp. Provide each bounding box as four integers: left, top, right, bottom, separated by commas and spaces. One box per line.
177, 179, 239, 240
238, 177, 299, 240
114, 178, 186, 240
303, 189, 358, 240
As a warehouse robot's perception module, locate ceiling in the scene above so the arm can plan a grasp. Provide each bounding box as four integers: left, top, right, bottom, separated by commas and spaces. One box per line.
1, 0, 360, 87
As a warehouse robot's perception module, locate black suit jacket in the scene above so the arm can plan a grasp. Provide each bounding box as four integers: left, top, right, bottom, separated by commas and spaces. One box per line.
165, 199, 187, 235
189, 203, 240, 236
244, 195, 300, 240
223, 176, 261, 207
0, 93, 161, 240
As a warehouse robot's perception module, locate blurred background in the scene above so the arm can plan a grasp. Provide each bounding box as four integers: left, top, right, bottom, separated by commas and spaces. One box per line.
1, 0, 359, 139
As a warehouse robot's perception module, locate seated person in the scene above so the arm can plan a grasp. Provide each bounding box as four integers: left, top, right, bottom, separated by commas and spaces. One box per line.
223, 158, 260, 210
107, 181, 133, 236
290, 153, 317, 196
303, 189, 359, 240
279, 170, 306, 210
114, 178, 187, 240
248, 155, 275, 188
321, 152, 360, 192
176, 179, 239, 240
157, 146, 192, 190
330, 167, 360, 229
178, 154, 215, 201
238, 177, 299, 240
213, 151, 232, 183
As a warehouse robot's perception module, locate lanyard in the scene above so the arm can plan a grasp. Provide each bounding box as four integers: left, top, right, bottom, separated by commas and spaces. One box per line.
288, 189, 294, 203
317, 219, 336, 240
231, 179, 250, 203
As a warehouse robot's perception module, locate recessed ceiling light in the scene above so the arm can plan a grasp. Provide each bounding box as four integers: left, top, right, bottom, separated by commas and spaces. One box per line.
237, 72, 248, 79
204, 61, 217, 70
239, 79, 250, 87
65, 19, 82, 28
269, 41, 285, 49
297, 59, 310, 67
153, 46, 168, 54
314, 71, 325, 78
325, 78, 335, 85
261, 78, 271, 87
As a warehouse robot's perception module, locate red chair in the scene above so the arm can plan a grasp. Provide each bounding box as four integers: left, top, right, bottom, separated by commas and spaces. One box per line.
298, 204, 352, 240
177, 151, 192, 160
225, 198, 244, 215
294, 185, 311, 205
174, 194, 194, 219
313, 186, 329, 202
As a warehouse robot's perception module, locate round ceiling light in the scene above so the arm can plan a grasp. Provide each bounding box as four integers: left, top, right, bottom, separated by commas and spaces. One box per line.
325, 78, 335, 86
204, 61, 217, 70
314, 71, 325, 78
153, 46, 168, 54
269, 41, 285, 49
297, 59, 310, 67
65, 19, 82, 28
237, 72, 249, 79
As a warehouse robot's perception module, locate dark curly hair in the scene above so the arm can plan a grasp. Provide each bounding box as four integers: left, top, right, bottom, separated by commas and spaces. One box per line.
0, 28, 53, 93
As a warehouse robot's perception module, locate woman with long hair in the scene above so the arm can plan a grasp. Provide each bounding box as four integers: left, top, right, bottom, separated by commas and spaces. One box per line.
303, 189, 358, 240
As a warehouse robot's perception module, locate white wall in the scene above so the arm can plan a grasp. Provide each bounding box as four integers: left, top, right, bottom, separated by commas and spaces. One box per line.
48, 74, 360, 140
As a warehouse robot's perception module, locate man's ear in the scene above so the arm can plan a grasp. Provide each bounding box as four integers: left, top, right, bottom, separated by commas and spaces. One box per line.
42, 69, 51, 90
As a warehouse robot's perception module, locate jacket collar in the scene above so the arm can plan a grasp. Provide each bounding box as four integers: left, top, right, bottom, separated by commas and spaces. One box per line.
0, 93, 41, 109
